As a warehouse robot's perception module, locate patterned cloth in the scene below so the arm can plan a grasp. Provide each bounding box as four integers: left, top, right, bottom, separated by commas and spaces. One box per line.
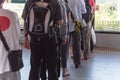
58, 0, 68, 39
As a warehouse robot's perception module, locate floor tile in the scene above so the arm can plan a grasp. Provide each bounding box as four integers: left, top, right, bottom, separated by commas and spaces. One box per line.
21, 47, 120, 80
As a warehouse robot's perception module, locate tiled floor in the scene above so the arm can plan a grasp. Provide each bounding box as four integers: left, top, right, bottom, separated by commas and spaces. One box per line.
21, 47, 120, 80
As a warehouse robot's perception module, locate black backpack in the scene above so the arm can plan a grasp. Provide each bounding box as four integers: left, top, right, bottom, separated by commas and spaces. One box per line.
26, 2, 54, 37
83, 0, 92, 23
26, 2, 61, 43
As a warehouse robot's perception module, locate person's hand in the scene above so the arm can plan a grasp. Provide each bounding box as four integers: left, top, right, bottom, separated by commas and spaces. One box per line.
61, 38, 67, 45
87, 21, 91, 27
24, 37, 30, 49
74, 20, 82, 33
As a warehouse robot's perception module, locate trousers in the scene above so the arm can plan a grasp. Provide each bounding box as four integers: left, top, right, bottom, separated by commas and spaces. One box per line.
29, 38, 59, 80
69, 31, 81, 66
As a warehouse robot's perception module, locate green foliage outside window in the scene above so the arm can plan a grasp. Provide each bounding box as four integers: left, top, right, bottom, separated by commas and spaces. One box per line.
3, 2, 120, 32
95, 3, 120, 32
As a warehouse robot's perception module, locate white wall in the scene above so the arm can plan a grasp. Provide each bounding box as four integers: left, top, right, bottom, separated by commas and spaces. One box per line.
95, 33, 120, 50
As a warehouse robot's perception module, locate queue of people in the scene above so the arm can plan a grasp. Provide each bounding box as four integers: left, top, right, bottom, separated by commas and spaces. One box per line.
0, 0, 96, 80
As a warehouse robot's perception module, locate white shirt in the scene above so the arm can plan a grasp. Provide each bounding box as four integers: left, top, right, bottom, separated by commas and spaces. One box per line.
67, 0, 87, 32
68, 0, 86, 20
0, 9, 21, 74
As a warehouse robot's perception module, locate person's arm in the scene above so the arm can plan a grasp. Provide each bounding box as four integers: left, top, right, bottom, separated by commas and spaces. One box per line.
57, 19, 67, 45
65, 3, 71, 26
22, 2, 31, 49
22, 1, 30, 36
55, 2, 68, 45
80, 0, 87, 14
57, 20, 63, 26
23, 21, 30, 49
55, 3, 63, 26
67, 12, 71, 22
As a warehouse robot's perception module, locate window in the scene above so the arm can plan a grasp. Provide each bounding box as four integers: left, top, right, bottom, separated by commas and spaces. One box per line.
3, 2, 25, 28
95, 0, 120, 32
12, 0, 25, 3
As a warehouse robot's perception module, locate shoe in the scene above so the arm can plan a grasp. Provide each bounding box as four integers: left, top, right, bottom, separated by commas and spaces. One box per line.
82, 55, 89, 60
62, 68, 70, 77
82, 57, 88, 60
75, 64, 80, 68
75, 65, 78, 68
71, 56, 73, 59
62, 73, 70, 77
91, 50, 94, 53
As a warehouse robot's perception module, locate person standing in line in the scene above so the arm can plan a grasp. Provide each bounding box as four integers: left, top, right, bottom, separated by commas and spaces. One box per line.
82, 0, 92, 60
67, 0, 86, 68
89, 0, 96, 53
82, 0, 94, 60
0, 0, 21, 80
58, 0, 71, 77
22, 0, 63, 80
77, 0, 87, 60
39, 0, 70, 78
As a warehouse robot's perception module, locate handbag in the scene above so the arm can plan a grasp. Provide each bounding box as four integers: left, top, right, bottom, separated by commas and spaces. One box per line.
0, 30, 24, 72
8, 50, 23, 72
91, 27, 96, 44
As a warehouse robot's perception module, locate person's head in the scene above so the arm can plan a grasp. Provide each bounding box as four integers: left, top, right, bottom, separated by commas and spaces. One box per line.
0, 0, 5, 7
64, 0, 68, 3
85, 0, 89, 2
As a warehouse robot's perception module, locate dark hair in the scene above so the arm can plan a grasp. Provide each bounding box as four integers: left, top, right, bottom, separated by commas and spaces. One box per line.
64, 0, 68, 3
85, 0, 89, 2
0, 0, 3, 4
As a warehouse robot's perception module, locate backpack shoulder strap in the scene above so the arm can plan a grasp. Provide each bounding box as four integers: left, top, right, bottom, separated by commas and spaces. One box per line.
25, 3, 36, 36
46, 4, 54, 26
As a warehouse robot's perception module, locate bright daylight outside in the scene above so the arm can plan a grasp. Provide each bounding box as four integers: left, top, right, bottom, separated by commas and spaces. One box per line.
95, 0, 120, 32
3, 0, 120, 32
3, 2, 25, 28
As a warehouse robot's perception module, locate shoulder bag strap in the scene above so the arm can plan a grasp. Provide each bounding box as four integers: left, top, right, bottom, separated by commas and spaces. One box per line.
0, 30, 10, 52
